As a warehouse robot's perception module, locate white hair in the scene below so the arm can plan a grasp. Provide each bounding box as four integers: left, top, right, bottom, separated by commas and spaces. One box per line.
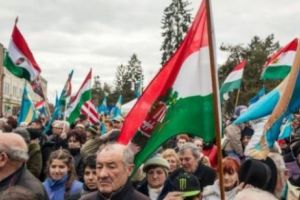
178, 142, 200, 160
97, 143, 134, 166
0, 144, 29, 162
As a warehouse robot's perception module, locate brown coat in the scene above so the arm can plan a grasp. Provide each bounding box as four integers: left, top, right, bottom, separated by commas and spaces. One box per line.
223, 124, 243, 156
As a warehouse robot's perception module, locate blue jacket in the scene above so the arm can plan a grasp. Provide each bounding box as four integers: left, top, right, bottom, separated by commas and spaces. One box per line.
43, 176, 83, 200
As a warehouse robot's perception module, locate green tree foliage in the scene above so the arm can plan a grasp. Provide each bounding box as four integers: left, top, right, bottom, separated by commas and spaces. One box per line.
115, 64, 129, 93
160, 0, 191, 65
92, 75, 113, 106
128, 54, 144, 87
113, 54, 144, 104
219, 34, 281, 116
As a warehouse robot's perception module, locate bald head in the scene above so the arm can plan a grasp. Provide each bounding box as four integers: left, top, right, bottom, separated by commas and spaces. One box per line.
0, 133, 28, 163
0, 133, 28, 152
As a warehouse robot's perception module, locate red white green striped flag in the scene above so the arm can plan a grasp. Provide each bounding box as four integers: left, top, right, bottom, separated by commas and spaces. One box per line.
117, 0, 219, 168
4, 22, 46, 99
261, 38, 298, 80
220, 60, 246, 101
66, 69, 92, 124
81, 100, 100, 125
4, 24, 41, 82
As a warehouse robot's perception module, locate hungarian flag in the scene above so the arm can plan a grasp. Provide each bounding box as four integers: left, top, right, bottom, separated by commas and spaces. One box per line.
117, 0, 218, 168
66, 69, 92, 124
81, 100, 100, 125
4, 22, 45, 99
220, 60, 246, 101
261, 38, 298, 80
4, 23, 41, 82
234, 38, 300, 149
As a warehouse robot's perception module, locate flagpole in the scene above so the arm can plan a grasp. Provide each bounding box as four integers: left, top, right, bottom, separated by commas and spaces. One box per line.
63, 102, 67, 121
234, 88, 241, 109
15, 16, 18, 25
205, 0, 225, 199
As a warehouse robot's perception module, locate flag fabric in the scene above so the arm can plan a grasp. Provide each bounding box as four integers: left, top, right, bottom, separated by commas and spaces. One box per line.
278, 115, 293, 140
248, 87, 266, 106
117, 0, 218, 169
81, 100, 100, 125
111, 95, 123, 118
235, 38, 300, 147
53, 92, 62, 120
43, 92, 62, 134
66, 69, 92, 124
4, 24, 41, 81
263, 40, 300, 147
18, 86, 37, 125
220, 60, 246, 100
261, 38, 298, 80
98, 95, 109, 115
4, 23, 45, 99
35, 100, 48, 116
30, 77, 45, 99
60, 70, 74, 108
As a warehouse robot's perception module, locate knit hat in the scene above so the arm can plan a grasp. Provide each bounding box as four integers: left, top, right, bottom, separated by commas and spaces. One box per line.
174, 172, 201, 198
241, 126, 254, 137
87, 125, 99, 135
239, 157, 277, 193
143, 156, 170, 173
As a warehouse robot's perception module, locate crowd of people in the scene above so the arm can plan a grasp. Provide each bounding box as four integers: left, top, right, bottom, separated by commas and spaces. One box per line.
0, 108, 299, 200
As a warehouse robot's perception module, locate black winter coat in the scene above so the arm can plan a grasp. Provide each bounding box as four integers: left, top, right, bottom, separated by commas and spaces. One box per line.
158, 162, 216, 200
0, 165, 49, 200
79, 180, 150, 200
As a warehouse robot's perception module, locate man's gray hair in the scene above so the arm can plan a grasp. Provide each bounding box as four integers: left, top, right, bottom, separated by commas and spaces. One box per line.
97, 143, 134, 166
178, 142, 200, 160
0, 144, 29, 162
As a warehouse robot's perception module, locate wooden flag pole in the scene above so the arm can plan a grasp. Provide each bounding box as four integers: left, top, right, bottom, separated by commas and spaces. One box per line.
205, 0, 225, 199
234, 88, 241, 109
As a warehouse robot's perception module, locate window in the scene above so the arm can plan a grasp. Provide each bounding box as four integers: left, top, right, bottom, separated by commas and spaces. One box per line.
4, 82, 9, 95
13, 86, 17, 96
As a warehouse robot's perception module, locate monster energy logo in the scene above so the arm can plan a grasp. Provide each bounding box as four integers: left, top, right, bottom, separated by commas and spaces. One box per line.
179, 178, 187, 190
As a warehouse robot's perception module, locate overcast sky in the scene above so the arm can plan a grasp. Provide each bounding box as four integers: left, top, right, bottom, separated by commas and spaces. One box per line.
0, 0, 299, 103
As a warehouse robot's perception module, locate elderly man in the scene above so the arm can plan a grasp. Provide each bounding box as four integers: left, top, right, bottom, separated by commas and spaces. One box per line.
158, 142, 216, 200
80, 143, 150, 200
0, 133, 48, 200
